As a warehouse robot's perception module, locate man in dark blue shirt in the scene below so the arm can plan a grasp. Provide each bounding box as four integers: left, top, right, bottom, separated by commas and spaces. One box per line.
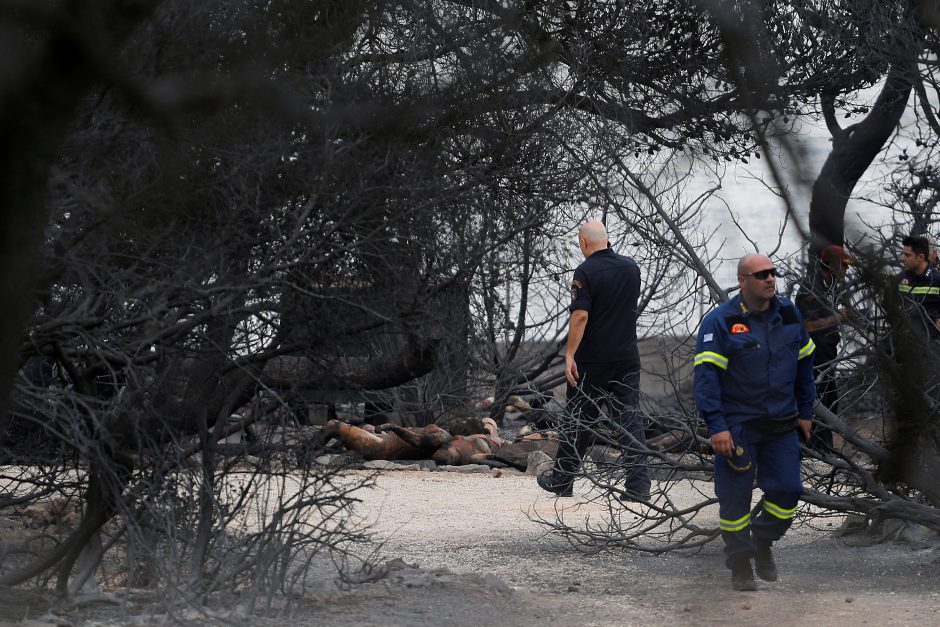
694, 254, 815, 591
897, 234, 940, 339
537, 221, 650, 502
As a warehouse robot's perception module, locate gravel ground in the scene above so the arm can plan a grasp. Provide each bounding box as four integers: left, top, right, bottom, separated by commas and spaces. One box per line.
2, 468, 938, 626
299, 469, 940, 627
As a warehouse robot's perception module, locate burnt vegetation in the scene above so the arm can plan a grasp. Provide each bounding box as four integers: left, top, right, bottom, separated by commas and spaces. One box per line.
0, 0, 939, 615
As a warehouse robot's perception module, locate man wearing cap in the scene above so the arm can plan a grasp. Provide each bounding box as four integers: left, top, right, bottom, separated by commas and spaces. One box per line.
537, 220, 650, 502
693, 253, 816, 591
795, 244, 854, 449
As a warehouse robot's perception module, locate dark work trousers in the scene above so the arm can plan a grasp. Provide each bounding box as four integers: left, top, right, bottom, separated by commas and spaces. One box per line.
810, 339, 838, 449
715, 423, 802, 568
553, 362, 650, 495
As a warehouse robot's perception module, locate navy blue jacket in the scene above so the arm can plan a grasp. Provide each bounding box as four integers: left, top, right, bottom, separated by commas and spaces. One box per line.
693, 294, 816, 436
897, 266, 940, 339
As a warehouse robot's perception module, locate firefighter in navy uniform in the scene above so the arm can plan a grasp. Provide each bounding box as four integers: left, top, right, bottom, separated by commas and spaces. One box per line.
537, 220, 650, 501
694, 254, 816, 591
897, 234, 940, 340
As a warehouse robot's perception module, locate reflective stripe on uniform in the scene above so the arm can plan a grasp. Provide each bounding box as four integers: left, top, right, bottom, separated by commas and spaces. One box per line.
899, 284, 913, 293
719, 512, 751, 532
798, 338, 815, 360
763, 499, 796, 520
911, 286, 940, 295
694, 351, 728, 370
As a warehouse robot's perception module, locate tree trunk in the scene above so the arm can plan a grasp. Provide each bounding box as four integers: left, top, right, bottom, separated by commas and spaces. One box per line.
0, 2, 159, 444
809, 63, 915, 255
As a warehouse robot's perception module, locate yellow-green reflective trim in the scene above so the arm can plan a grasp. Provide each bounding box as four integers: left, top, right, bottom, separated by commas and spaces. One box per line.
899, 284, 913, 293
763, 500, 796, 520
798, 338, 816, 360
694, 351, 728, 370
911, 286, 940, 295
719, 513, 751, 532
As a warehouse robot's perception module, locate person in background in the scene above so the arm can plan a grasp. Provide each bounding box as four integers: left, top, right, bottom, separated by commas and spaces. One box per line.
795, 244, 854, 450
897, 234, 940, 340
927, 235, 940, 271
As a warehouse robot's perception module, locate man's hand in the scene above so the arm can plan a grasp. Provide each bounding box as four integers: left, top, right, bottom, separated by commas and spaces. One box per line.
710, 430, 734, 457
797, 419, 812, 442
806, 314, 838, 332
564, 310, 588, 387
565, 354, 580, 387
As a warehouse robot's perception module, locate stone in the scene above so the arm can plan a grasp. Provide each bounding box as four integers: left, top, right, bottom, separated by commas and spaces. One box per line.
494, 439, 558, 470
413, 459, 437, 471
396, 464, 422, 471
524, 451, 554, 476
834, 513, 869, 536
314, 454, 345, 466
436, 464, 491, 473
363, 460, 420, 471
222, 414, 244, 444
307, 404, 332, 426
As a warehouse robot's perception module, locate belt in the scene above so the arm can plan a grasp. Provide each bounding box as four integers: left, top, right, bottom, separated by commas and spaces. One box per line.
748, 415, 797, 435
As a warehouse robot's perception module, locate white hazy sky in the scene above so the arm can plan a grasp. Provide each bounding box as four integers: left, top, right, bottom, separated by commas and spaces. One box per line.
695, 84, 921, 286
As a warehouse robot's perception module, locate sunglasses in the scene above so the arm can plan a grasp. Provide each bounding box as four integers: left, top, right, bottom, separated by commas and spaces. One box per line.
742, 267, 777, 280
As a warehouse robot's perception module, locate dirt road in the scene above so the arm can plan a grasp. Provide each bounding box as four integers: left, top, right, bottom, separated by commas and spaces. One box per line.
304, 470, 940, 627
2, 469, 938, 626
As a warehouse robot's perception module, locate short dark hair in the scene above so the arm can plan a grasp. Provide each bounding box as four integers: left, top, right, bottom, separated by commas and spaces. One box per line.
903, 234, 930, 259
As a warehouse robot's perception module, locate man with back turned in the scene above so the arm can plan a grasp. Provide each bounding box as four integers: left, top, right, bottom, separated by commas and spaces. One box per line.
537, 220, 650, 502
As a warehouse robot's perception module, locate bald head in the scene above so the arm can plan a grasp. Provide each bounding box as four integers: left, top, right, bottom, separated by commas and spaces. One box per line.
577, 221, 608, 257
737, 253, 777, 311
580, 221, 607, 244
737, 254, 772, 276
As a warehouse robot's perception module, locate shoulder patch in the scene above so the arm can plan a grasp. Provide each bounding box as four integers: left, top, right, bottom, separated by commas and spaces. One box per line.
724, 315, 748, 334
570, 279, 582, 301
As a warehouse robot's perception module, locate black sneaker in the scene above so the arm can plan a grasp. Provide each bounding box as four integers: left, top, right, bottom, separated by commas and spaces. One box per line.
537, 471, 573, 497
754, 541, 778, 581
730, 556, 757, 591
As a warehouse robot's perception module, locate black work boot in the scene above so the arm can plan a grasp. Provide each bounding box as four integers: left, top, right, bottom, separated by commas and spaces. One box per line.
754, 541, 778, 581
730, 556, 757, 591
537, 471, 573, 497
618, 487, 651, 503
